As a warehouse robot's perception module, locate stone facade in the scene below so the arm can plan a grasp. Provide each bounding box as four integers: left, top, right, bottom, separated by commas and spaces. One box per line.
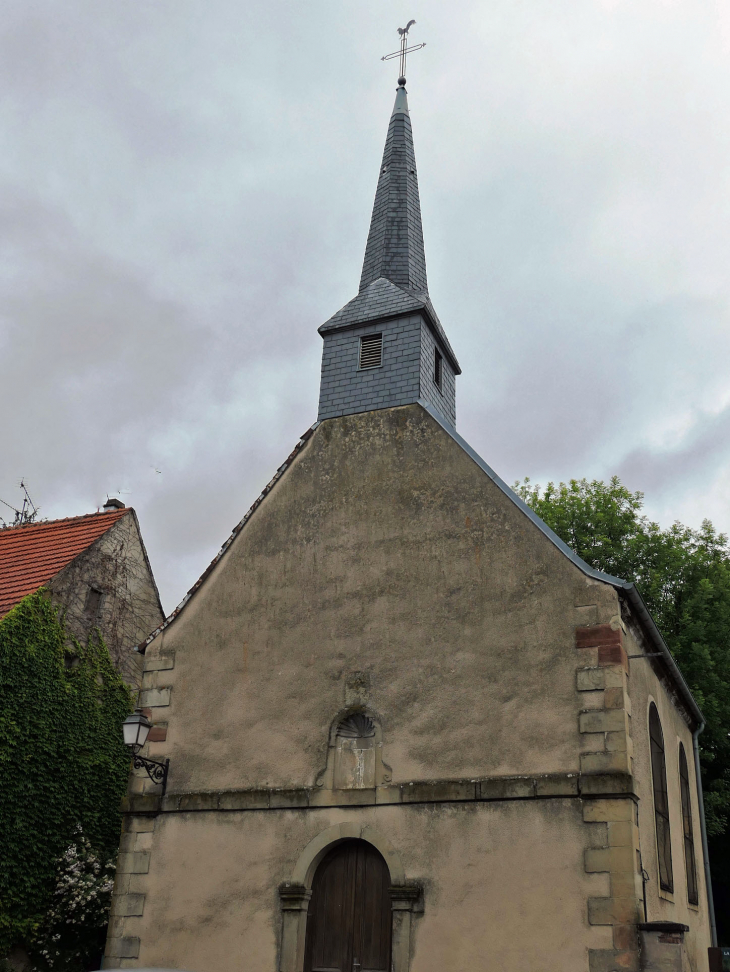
105, 404, 713, 972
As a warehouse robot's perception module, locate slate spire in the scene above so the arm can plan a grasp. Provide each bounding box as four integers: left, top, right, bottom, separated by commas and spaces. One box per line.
359, 84, 428, 296
317, 81, 460, 429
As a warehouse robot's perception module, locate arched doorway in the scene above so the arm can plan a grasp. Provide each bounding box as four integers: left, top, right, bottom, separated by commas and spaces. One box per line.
303, 839, 391, 972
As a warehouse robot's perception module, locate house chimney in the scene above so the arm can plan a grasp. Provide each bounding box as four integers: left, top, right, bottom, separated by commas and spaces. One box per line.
103, 498, 126, 511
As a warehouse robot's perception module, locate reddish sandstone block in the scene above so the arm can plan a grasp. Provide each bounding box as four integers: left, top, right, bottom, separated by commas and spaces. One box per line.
576, 624, 623, 649
598, 643, 629, 671
613, 924, 639, 951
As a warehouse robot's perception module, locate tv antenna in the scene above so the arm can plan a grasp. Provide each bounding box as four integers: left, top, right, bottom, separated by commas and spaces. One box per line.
0, 480, 40, 527
381, 21, 426, 86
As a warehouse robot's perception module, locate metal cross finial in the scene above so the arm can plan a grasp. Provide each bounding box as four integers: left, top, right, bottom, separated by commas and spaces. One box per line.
381, 20, 426, 86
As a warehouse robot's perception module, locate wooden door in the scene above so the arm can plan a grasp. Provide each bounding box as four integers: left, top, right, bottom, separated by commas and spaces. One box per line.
304, 840, 391, 972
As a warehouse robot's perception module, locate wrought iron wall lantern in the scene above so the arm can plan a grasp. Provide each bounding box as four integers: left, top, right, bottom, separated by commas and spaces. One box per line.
122, 709, 169, 795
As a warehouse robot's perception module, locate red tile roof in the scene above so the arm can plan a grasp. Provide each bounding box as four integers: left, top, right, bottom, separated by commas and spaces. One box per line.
0, 509, 129, 618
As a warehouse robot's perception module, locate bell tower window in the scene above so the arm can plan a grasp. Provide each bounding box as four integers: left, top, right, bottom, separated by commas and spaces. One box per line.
434, 349, 442, 389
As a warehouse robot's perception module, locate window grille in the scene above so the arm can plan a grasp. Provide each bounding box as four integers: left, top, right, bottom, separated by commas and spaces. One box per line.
679, 743, 698, 904
359, 333, 382, 369
434, 349, 442, 389
649, 704, 674, 892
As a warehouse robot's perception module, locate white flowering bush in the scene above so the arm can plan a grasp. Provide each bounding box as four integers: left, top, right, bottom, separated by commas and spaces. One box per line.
29, 827, 115, 972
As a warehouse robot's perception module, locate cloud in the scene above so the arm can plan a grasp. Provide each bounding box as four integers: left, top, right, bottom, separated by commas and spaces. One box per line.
1, 0, 729, 611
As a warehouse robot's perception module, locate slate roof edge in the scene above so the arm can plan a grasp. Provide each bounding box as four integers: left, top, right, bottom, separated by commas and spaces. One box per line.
317, 304, 421, 336
417, 398, 704, 727
318, 302, 461, 375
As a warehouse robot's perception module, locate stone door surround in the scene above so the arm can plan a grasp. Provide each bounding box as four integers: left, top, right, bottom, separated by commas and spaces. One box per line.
278, 824, 421, 972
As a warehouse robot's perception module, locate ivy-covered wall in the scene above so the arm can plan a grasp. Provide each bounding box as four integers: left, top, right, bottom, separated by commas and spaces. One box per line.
48, 512, 165, 690
0, 590, 132, 969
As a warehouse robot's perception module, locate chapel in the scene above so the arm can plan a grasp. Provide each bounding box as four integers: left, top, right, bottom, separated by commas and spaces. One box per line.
106, 74, 717, 972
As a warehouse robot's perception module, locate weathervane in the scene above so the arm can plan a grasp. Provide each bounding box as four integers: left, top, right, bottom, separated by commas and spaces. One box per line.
381, 20, 426, 86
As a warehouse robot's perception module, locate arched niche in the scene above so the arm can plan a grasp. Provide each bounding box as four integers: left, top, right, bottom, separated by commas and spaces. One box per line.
278, 824, 420, 972
315, 709, 392, 791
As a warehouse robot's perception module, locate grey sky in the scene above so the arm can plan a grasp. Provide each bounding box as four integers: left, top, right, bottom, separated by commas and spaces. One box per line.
1, 0, 729, 612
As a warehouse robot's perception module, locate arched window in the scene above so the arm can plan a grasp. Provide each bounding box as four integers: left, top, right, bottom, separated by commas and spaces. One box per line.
649, 704, 673, 892
678, 743, 699, 904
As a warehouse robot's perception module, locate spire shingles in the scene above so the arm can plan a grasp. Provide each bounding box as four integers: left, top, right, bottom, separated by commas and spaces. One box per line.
359, 85, 428, 296
318, 83, 460, 372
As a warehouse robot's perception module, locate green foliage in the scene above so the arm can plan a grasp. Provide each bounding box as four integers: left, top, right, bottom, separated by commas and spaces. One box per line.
0, 590, 132, 967
515, 476, 730, 839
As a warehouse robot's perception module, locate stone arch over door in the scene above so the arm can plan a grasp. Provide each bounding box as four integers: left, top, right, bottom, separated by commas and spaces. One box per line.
278, 824, 421, 972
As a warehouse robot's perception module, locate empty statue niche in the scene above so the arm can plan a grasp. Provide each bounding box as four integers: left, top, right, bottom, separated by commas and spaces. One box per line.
336, 714, 376, 789
316, 711, 392, 791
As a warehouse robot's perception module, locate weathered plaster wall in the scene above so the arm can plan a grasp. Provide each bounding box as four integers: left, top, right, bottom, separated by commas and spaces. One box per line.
49, 513, 164, 689
623, 616, 712, 969
120, 801, 611, 972
144, 404, 620, 794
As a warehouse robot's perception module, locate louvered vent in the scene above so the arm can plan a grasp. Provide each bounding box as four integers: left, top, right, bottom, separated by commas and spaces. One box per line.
434, 349, 442, 388
359, 333, 383, 369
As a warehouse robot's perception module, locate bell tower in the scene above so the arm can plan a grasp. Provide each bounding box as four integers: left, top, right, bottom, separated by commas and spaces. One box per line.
317, 81, 460, 427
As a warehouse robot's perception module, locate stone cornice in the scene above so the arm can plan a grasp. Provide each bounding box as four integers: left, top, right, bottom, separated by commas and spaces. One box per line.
121, 771, 638, 816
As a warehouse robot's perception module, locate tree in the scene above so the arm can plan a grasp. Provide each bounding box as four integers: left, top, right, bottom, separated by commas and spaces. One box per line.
0, 590, 132, 970
515, 476, 730, 940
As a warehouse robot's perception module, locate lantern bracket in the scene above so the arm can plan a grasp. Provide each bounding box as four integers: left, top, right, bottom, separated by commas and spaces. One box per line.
132, 754, 169, 794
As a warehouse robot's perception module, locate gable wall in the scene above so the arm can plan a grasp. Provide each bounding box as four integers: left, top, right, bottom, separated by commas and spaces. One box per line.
147, 403, 621, 794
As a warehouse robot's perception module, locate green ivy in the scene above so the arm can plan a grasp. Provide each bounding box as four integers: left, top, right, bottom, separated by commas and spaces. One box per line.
0, 590, 132, 963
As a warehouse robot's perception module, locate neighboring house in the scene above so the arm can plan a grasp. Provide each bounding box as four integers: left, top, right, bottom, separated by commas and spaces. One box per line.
106, 81, 717, 972
0, 499, 164, 688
